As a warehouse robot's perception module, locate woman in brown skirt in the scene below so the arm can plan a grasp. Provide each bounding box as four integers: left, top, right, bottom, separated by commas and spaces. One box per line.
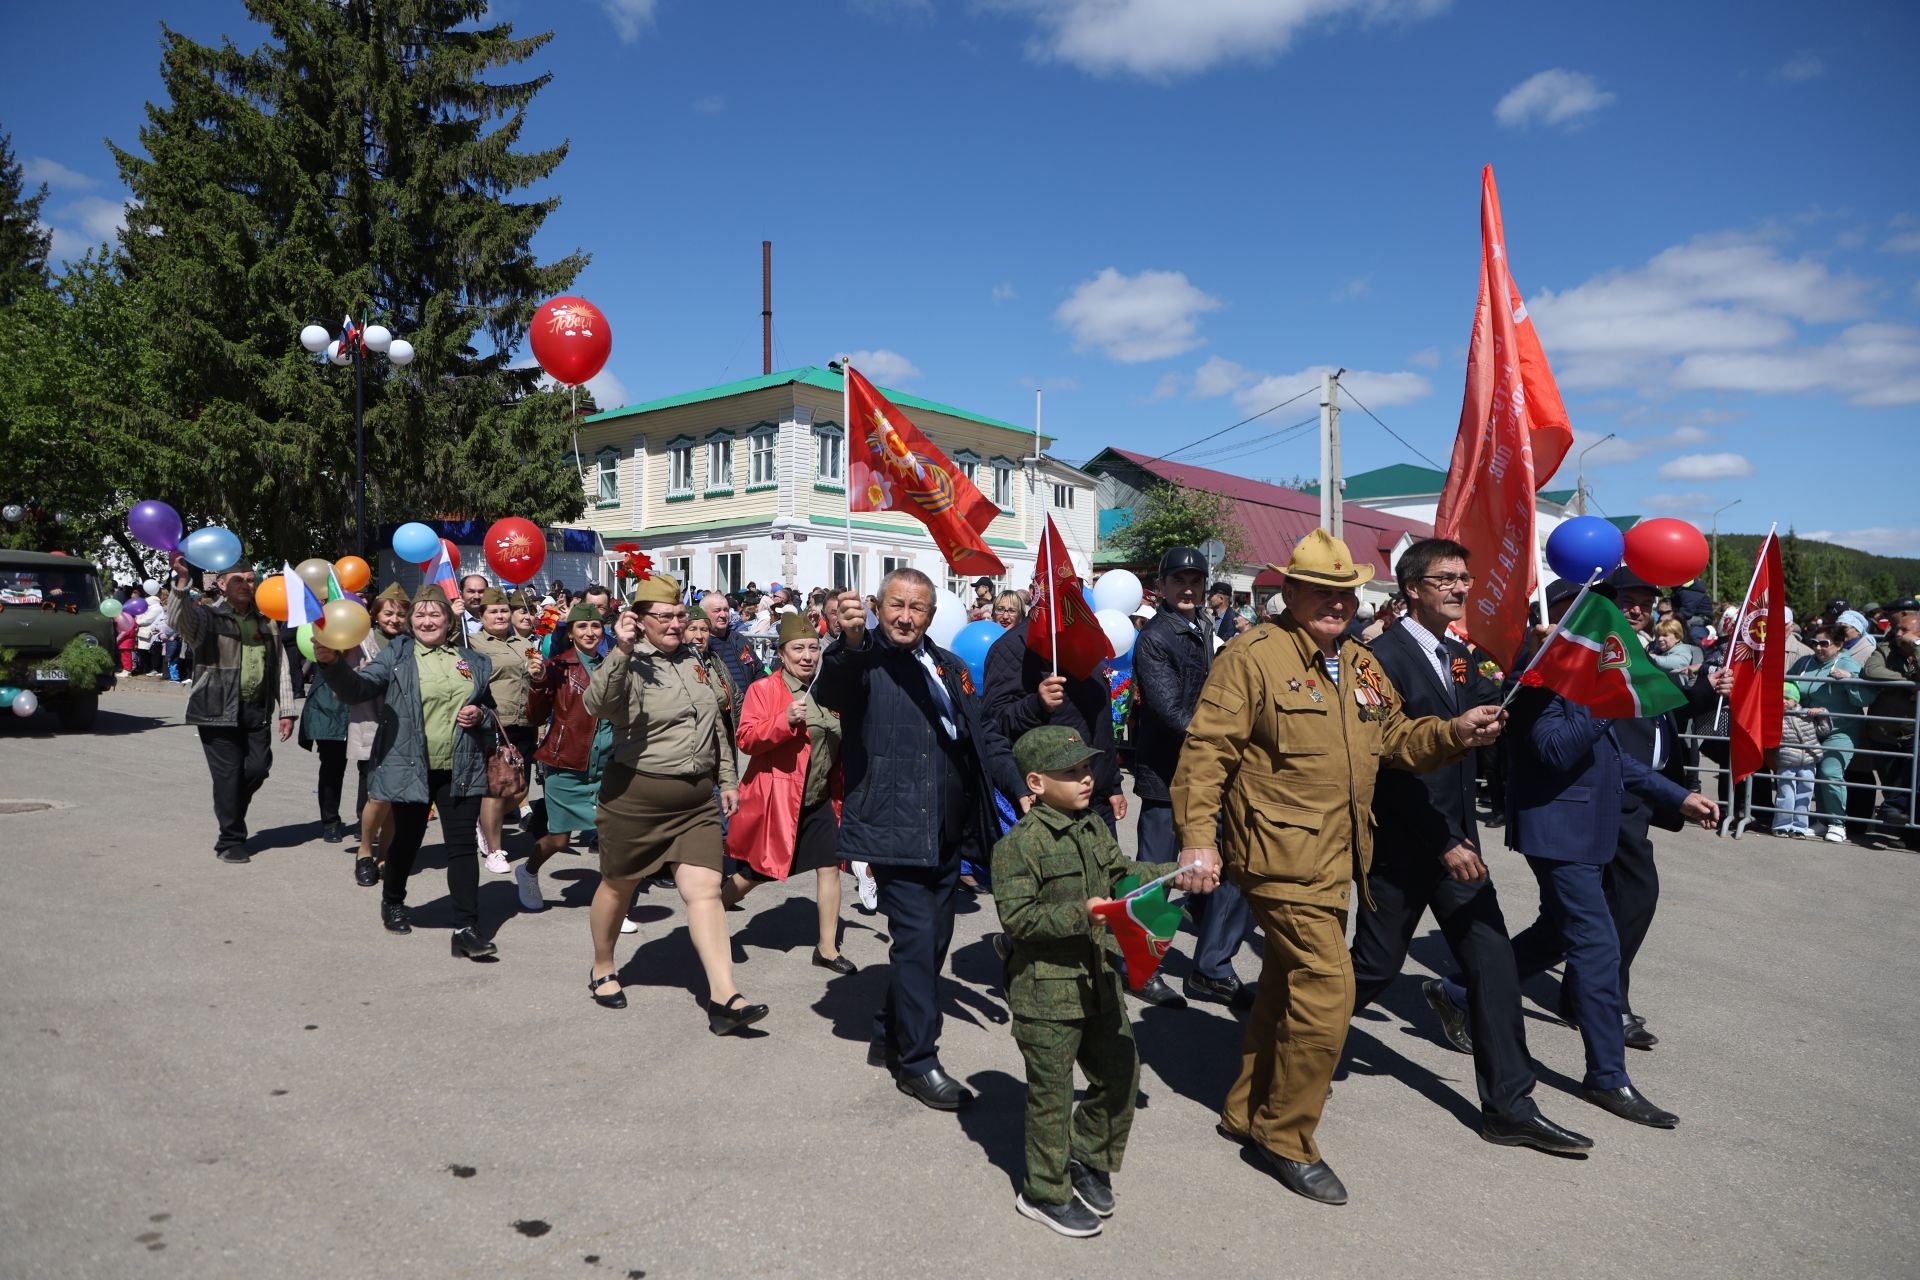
584, 572, 765, 1035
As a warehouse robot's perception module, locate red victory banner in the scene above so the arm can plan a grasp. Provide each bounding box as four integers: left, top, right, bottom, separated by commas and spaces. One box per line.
847, 367, 1005, 576
1727, 528, 1787, 782
1435, 166, 1577, 669
1027, 514, 1111, 679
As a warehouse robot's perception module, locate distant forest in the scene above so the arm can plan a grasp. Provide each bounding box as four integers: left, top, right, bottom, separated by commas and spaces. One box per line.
1710, 531, 1917, 618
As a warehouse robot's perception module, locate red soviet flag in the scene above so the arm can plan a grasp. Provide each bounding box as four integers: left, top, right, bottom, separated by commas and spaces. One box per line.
847, 367, 1005, 576
1728, 529, 1787, 782
1435, 166, 1577, 670
1026, 514, 1111, 680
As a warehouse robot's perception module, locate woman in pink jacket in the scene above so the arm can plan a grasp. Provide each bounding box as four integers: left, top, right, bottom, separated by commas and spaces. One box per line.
722, 611, 853, 974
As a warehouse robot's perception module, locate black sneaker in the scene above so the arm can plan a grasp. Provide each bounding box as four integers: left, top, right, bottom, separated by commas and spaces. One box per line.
215, 847, 251, 865
1015, 1193, 1102, 1238
1067, 1160, 1114, 1217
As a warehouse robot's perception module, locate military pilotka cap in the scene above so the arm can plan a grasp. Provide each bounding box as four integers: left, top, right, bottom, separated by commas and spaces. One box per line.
1014, 725, 1101, 777
777, 611, 817, 647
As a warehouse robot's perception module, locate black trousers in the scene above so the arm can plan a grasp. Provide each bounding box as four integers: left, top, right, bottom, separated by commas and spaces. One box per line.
1598, 804, 1658, 1016
198, 701, 274, 853
316, 740, 348, 824
385, 771, 483, 929
1352, 853, 1537, 1121
872, 849, 963, 1077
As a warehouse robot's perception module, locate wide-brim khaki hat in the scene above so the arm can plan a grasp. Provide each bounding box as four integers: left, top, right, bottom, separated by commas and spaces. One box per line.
1267, 529, 1376, 587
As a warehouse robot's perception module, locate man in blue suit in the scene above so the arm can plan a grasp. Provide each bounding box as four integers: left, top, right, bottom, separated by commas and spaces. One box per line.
1497, 578, 1719, 1128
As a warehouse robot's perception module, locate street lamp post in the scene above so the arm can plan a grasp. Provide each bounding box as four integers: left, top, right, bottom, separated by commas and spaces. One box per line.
1711, 498, 1742, 603
1574, 433, 1616, 516
300, 317, 415, 560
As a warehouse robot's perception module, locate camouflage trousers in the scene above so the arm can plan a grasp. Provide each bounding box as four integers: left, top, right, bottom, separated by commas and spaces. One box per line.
1011, 1010, 1139, 1204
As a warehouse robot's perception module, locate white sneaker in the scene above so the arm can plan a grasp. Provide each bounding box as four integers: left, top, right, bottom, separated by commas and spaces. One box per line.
620, 915, 640, 934
476, 822, 492, 856
854, 862, 879, 912
483, 848, 510, 875
1824, 823, 1846, 843
514, 862, 544, 911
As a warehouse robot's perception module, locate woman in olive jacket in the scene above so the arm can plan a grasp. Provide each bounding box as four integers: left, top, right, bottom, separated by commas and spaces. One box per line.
316, 584, 502, 960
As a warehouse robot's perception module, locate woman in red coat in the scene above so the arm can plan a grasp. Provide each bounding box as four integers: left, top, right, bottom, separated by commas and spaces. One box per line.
722, 611, 853, 973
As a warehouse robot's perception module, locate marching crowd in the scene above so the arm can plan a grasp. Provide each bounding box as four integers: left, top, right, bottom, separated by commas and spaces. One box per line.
156, 535, 1918, 1236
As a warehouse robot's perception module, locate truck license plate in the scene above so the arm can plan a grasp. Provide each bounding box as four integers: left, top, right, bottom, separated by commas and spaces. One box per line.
33, 668, 67, 684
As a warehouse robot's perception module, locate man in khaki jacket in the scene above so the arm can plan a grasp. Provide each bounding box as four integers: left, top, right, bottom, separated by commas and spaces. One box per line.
1171, 530, 1504, 1206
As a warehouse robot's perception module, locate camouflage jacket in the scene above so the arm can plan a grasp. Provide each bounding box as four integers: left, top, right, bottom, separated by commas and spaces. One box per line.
991, 804, 1155, 1022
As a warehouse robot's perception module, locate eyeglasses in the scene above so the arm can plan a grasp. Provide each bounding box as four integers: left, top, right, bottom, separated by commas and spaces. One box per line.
1811, 639, 1835, 647
1417, 574, 1474, 589
643, 610, 689, 622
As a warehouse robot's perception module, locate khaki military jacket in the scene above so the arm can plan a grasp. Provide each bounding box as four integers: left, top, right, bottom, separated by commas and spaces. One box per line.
585, 636, 739, 789
1171, 615, 1463, 909
992, 804, 1154, 1022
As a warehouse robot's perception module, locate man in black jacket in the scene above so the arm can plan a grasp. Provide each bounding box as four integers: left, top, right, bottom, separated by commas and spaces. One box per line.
1132, 546, 1252, 1009
815, 568, 1026, 1111
700, 589, 765, 693
981, 619, 1124, 831
1348, 539, 1592, 1153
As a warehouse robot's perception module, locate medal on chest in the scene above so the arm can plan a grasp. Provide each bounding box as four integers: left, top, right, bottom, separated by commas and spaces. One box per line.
1304, 677, 1324, 704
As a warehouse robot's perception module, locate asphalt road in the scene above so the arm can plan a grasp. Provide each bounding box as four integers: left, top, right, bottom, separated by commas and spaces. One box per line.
2, 681, 1917, 1279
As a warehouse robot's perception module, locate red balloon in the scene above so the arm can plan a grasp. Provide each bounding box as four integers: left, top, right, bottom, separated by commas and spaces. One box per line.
529, 295, 612, 388
1623, 517, 1710, 588
484, 517, 546, 585
418, 537, 461, 575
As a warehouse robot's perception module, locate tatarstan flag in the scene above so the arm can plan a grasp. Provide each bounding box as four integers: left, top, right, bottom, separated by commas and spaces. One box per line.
1519, 590, 1686, 718
1091, 874, 1184, 990
846, 366, 1006, 576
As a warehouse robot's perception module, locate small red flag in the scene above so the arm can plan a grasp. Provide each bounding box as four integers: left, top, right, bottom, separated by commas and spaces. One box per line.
1026, 514, 1111, 680
847, 367, 1005, 576
1728, 530, 1787, 783
1435, 166, 1577, 670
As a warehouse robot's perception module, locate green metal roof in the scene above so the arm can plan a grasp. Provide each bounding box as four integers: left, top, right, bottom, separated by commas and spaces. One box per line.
1300, 463, 1575, 506
582, 365, 1041, 438
1605, 514, 1642, 532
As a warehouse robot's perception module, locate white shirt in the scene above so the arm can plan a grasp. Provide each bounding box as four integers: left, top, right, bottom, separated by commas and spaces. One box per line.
1395, 615, 1454, 697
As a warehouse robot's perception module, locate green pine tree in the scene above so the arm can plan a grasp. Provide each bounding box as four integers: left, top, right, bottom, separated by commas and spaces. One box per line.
107, 0, 590, 564
0, 130, 53, 306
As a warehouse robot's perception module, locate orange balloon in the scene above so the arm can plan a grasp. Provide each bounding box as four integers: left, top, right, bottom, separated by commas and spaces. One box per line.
333, 555, 371, 592
256, 574, 290, 622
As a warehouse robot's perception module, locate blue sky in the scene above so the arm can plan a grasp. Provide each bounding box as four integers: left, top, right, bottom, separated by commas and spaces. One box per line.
7, 1, 1918, 553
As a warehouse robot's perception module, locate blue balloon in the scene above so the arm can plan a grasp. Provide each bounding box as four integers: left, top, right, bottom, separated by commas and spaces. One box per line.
950, 619, 1003, 690
392, 521, 440, 563
1106, 648, 1132, 683
1545, 516, 1625, 584
181, 525, 243, 572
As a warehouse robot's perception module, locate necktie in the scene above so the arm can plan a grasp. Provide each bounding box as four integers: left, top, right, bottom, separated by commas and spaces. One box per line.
1436, 644, 1455, 710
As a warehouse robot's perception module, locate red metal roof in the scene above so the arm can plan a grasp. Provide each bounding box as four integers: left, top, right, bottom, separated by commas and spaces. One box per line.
1104, 448, 1432, 578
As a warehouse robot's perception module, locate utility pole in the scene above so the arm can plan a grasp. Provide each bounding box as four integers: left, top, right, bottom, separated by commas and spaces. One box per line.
1711, 498, 1741, 603
1574, 433, 1615, 516
1318, 369, 1344, 539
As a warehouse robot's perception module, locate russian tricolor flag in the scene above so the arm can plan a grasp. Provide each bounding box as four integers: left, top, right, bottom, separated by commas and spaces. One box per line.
421, 541, 459, 601
281, 562, 323, 627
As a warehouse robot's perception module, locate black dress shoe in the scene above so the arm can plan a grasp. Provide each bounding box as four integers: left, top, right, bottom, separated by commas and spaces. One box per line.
1129, 974, 1188, 1009
1582, 1084, 1678, 1128
708, 993, 768, 1036
867, 1034, 893, 1069
1624, 1016, 1659, 1050
381, 901, 412, 934
1067, 1160, 1115, 1217
450, 928, 498, 960
897, 1067, 972, 1110
322, 820, 344, 844
1185, 973, 1256, 1011
1423, 979, 1473, 1054
353, 856, 380, 887
1481, 1111, 1594, 1153
1252, 1148, 1348, 1205
588, 970, 627, 1010
811, 948, 858, 975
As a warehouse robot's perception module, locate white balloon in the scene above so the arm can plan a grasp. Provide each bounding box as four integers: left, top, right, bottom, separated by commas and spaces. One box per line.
327, 339, 350, 366
927, 589, 967, 647
142, 579, 160, 595
362, 324, 392, 353
12, 689, 38, 718
1095, 608, 1136, 659
299, 324, 330, 353
1091, 569, 1144, 615
386, 339, 415, 367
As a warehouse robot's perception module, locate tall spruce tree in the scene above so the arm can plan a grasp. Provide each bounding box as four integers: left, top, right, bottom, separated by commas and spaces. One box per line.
0, 130, 53, 306
109, 1, 590, 563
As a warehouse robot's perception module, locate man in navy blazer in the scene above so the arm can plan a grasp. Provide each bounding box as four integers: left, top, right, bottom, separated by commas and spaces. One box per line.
1350, 539, 1591, 1154
1500, 579, 1718, 1128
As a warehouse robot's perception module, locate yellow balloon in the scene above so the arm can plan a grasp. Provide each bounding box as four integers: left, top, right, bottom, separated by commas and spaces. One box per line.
315, 599, 371, 650
295, 557, 334, 600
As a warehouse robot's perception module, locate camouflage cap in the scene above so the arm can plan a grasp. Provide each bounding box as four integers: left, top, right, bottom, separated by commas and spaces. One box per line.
1013, 724, 1101, 777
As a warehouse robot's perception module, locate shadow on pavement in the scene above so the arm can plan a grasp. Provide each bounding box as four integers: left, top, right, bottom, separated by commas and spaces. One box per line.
1337, 1026, 1482, 1134
1133, 1003, 1240, 1113
956, 1069, 1028, 1191
809, 965, 891, 1046
0, 704, 173, 738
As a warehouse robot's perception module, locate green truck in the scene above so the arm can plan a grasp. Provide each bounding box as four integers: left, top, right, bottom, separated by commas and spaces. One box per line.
0, 550, 120, 731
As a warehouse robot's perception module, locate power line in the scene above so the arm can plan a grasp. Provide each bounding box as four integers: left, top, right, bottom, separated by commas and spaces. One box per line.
1178, 415, 1319, 463
1339, 385, 1446, 470
1144, 384, 1319, 465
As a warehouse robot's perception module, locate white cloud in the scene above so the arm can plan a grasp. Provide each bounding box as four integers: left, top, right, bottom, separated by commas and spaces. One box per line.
1148, 371, 1182, 400
1835, 227, 1868, 250
1494, 69, 1615, 129
1672, 322, 1920, 406
848, 348, 922, 386
1881, 231, 1920, 253
992, 281, 1017, 303
23, 157, 98, 190
1190, 355, 1251, 398
45, 194, 133, 262
1775, 52, 1826, 83
1570, 424, 1713, 466
1190, 357, 1431, 414
1055, 267, 1221, 363
1408, 347, 1441, 369
692, 94, 725, 114
1643, 492, 1716, 513
584, 368, 631, 410
1330, 274, 1371, 302
598, 0, 657, 42
992, 0, 1448, 80
1801, 527, 1920, 556
1656, 452, 1754, 481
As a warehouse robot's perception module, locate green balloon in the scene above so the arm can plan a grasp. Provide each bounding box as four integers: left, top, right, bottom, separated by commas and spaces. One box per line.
296, 623, 316, 662
99, 598, 123, 619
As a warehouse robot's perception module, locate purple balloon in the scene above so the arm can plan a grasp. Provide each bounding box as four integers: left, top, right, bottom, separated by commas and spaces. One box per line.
122, 597, 148, 617
128, 500, 183, 552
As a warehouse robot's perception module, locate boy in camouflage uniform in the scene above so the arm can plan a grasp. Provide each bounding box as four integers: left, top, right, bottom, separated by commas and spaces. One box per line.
993, 725, 1157, 1238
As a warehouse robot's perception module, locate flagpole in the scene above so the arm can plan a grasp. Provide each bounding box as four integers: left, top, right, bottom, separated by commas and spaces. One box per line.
1043, 515, 1059, 678
1714, 520, 1778, 728
842, 360, 854, 593
1119, 860, 1206, 902
1498, 567, 1602, 711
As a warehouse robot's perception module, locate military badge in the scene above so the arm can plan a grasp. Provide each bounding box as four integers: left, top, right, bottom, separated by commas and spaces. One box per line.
1305, 678, 1324, 704
454, 659, 472, 678
1287, 678, 1302, 692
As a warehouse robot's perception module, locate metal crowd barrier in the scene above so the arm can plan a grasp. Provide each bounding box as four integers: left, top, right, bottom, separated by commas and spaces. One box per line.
1675, 669, 1916, 841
